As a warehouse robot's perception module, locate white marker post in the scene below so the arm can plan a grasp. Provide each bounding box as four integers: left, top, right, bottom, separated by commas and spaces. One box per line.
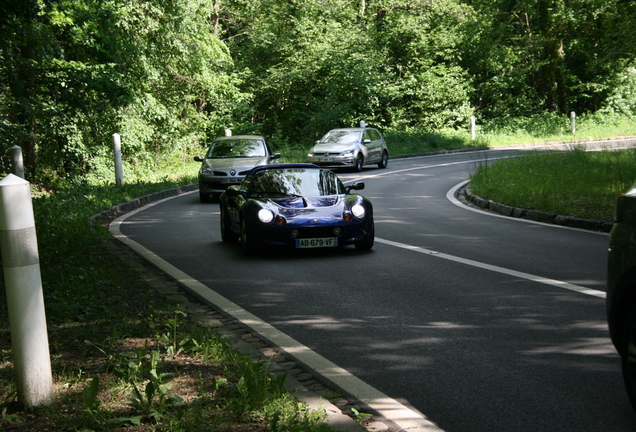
471, 116, 476, 140
10, 146, 24, 179
571, 111, 576, 134
0, 174, 53, 406
112, 133, 124, 187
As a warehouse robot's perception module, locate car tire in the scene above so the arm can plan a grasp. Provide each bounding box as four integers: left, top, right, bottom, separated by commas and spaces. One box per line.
622, 305, 636, 411
240, 217, 257, 255
354, 224, 375, 250
378, 150, 388, 169
220, 207, 238, 243
354, 154, 364, 172
199, 191, 210, 203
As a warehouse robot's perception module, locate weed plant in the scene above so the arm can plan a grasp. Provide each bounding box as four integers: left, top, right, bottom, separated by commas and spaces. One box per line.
469, 147, 636, 220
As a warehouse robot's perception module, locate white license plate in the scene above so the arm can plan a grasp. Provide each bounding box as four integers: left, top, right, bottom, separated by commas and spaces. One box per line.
296, 238, 338, 248
318, 157, 334, 162
221, 177, 241, 184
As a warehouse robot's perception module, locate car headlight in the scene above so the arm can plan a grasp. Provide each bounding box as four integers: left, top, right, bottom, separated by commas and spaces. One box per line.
200, 168, 213, 175
351, 204, 365, 219
258, 209, 274, 223
340, 150, 354, 157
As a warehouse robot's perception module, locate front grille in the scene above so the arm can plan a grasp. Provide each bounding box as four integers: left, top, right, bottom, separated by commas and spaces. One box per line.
212, 170, 250, 176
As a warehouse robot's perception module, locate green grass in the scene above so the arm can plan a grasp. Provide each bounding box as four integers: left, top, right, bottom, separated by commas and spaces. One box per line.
469, 147, 636, 220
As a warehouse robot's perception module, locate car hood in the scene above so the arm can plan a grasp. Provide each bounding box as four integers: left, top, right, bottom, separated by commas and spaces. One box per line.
311, 143, 356, 153
253, 194, 367, 224
203, 156, 268, 172
268, 195, 340, 209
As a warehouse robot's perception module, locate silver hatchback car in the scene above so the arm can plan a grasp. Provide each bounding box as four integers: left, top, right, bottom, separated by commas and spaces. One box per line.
307, 126, 388, 172
194, 135, 280, 202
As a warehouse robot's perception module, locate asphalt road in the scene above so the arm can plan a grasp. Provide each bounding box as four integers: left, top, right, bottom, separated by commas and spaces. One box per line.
115, 148, 636, 432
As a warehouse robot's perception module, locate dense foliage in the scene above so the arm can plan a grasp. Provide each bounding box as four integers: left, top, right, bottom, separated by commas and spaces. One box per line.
1, 0, 635, 182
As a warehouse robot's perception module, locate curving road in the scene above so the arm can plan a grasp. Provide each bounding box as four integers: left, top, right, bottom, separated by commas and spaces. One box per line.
113, 148, 636, 432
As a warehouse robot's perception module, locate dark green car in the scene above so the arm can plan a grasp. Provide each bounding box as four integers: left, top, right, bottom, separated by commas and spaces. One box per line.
607, 183, 636, 410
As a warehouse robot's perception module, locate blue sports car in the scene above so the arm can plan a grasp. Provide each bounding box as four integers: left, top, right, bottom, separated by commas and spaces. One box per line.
219, 164, 374, 254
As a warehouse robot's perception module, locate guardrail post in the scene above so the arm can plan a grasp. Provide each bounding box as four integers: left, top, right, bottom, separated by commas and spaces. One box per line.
0, 174, 53, 406
112, 133, 124, 186
10, 145, 25, 179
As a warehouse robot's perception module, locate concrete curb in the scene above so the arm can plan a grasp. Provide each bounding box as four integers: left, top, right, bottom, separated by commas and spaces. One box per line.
89, 183, 199, 224
458, 184, 614, 233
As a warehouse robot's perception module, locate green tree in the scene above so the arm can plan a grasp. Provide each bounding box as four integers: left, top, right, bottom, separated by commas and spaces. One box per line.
370, 0, 476, 128
220, 0, 476, 145
0, 0, 245, 182
462, 0, 630, 118
0, 0, 130, 179
115, 0, 248, 166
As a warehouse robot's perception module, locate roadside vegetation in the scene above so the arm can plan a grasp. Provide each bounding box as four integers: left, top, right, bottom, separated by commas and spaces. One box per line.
470, 146, 636, 221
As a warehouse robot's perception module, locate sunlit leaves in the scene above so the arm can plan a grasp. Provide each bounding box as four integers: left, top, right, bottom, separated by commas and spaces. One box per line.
462, 0, 630, 117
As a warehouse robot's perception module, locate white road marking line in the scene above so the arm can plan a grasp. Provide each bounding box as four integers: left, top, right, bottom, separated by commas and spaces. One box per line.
110, 204, 446, 432
344, 158, 481, 184
375, 237, 606, 299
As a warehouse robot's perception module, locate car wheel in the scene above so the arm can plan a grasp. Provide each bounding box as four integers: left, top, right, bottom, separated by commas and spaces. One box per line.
354, 154, 364, 172
622, 305, 636, 410
220, 207, 238, 243
354, 224, 374, 250
378, 150, 388, 169
199, 191, 210, 203
240, 217, 257, 255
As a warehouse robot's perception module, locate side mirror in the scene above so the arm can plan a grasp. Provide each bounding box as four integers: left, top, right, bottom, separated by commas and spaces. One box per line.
194, 156, 204, 162
271, 153, 281, 160
346, 182, 365, 194
363, 139, 372, 145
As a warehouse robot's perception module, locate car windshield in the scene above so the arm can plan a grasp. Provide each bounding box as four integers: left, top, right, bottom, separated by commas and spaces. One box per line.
251, 169, 346, 197
207, 139, 266, 158
319, 130, 361, 145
